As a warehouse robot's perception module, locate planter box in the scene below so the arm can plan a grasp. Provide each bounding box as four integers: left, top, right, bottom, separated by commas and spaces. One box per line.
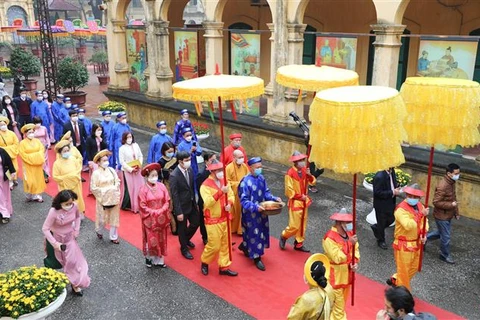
363, 179, 373, 192
22, 79, 38, 91
196, 133, 210, 141
64, 91, 87, 107
0, 288, 66, 320
76, 46, 87, 55
97, 75, 110, 85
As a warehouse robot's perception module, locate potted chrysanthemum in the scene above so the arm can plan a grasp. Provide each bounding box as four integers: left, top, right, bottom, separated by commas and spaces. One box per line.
97, 101, 126, 116
192, 122, 210, 141
0, 266, 69, 319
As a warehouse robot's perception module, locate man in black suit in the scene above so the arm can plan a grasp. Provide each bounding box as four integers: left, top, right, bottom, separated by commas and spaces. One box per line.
63, 109, 88, 174
169, 150, 200, 260
371, 167, 401, 249
196, 151, 217, 245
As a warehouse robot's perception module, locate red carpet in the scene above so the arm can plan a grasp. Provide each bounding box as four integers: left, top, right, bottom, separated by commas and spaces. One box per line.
38, 149, 464, 319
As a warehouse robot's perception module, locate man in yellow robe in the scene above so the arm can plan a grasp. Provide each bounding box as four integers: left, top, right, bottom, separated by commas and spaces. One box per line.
287, 253, 335, 320
280, 151, 316, 252
18, 124, 46, 202
322, 208, 360, 320
200, 159, 238, 277
388, 184, 429, 292
0, 116, 19, 186
52, 140, 85, 212
226, 149, 248, 235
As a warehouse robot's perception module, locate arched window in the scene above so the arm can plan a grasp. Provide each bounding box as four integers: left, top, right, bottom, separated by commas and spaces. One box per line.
303, 25, 317, 65
6, 6, 28, 26
470, 28, 480, 82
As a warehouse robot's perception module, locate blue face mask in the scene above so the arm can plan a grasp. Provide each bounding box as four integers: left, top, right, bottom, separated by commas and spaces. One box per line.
406, 198, 419, 206
254, 168, 263, 176
159, 129, 167, 135
345, 223, 353, 232
62, 152, 71, 159
166, 152, 174, 158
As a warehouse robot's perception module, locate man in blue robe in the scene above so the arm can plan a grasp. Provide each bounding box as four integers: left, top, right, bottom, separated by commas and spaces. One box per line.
238, 157, 282, 271
78, 108, 93, 136
31, 91, 52, 136
173, 109, 196, 145
109, 112, 131, 168
51, 94, 69, 142
147, 120, 173, 163
100, 111, 114, 146
177, 127, 202, 180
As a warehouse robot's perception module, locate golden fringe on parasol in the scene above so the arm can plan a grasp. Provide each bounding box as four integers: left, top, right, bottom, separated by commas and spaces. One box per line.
276, 65, 359, 92
309, 85, 407, 174
401, 77, 480, 148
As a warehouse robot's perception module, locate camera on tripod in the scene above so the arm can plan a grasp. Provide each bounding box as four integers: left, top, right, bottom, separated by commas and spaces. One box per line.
289, 111, 309, 135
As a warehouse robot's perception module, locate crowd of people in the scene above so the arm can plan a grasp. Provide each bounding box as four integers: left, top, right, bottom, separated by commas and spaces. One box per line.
0, 85, 453, 319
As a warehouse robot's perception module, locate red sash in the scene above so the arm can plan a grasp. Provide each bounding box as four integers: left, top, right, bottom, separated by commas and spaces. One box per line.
202, 177, 228, 225
287, 167, 312, 209
394, 201, 425, 251
324, 229, 355, 265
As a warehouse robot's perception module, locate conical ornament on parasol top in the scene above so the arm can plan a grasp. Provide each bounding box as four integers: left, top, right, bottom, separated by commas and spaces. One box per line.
309, 85, 408, 306
172, 68, 265, 261
400, 77, 480, 271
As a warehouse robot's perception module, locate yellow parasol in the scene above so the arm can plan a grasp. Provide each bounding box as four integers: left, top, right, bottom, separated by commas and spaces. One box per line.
172, 66, 265, 261
400, 77, 480, 271
309, 85, 407, 305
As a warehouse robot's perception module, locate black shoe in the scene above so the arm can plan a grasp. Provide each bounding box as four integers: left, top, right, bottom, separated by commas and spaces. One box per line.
254, 258, 265, 271
386, 277, 397, 287
370, 224, 379, 240
238, 243, 248, 257
308, 186, 318, 193
187, 241, 196, 249
279, 237, 287, 250
219, 269, 238, 276
71, 285, 83, 296
201, 263, 208, 275
182, 250, 193, 260
81, 178, 86, 182
378, 241, 388, 250
1, 218, 10, 224
440, 255, 455, 264
294, 246, 310, 253
12, 180, 18, 187
145, 258, 152, 268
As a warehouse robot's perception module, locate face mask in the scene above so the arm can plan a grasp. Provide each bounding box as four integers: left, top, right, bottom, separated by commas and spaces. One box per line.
386, 311, 400, 320
71, 116, 78, 122
65, 103, 72, 108
62, 152, 71, 159
451, 174, 460, 181
345, 223, 353, 232
95, 130, 102, 137
148, 177, 158, 184
232, 142, 241, 148
43, 94, 48, 99
5, 99, 11, 104
79, 114, 85, 120
27, 133, 34, 139
216, 171, 224, 180
406, 198, 419, 206
159, 129, 167, 135
297, 161, 306, 168
126, 138, 133, 145
120, 119, 127, 124
183, 160, 191, 169
21, 94, 27, 100
254, 168, 263, 176
166, 152, 174, 158
62, 204, 74, 211
100, 161, 109, 168
185, 136, 192, 142
104, 116, 111, 122
36, 97, 43, 101
236, 157, 244, 165
0, 125, 7, 131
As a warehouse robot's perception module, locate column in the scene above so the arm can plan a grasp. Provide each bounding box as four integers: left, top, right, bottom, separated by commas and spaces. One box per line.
107, 19, 130, 91
153, 20, 173, 100
203, 21, 224, 75
0, 2, 6, 42
371, 24, 406, 88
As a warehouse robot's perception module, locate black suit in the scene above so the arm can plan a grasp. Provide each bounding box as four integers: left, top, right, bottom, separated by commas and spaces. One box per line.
86, 136, 107, 161
63, 120, 87, 158
169, 165, 199, 252
372, 169, 399, 243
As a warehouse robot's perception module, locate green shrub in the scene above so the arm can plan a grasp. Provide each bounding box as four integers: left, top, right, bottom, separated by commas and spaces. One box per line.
57, 57, 89, 93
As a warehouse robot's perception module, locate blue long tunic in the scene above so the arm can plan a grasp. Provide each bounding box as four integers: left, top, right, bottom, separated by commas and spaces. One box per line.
238, 174, 276, 259
109, 122, 131, 168
177, 139, 202, 178
173, 119, 196, 145
147, 133, 173, 163
31, 100, 52, 135
79, 117, 93, 136
100, 120, 114, 146
51, 102, 69, 141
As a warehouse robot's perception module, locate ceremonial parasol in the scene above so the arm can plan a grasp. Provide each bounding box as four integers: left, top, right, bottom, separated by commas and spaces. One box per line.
275, 64, 360, 257
400, 77, 480, 271
172, 65, 265, 260
309, 85, 407, 305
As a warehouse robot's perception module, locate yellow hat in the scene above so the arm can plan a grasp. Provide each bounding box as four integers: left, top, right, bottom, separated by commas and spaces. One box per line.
93, 149, 111, 163
54, 140, 71, 152
21, 123, 35, 134
0, 116, 9, 125
304, 253, 330, 287
61, 131, 71, 141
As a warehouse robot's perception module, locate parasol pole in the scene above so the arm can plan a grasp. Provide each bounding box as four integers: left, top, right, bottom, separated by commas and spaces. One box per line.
418, 146, 434, 271
218, 95, 233, 261
300, 144, 312, 239
351, 173, 357, 306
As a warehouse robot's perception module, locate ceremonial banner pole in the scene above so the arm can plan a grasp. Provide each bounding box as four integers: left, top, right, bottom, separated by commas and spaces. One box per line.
300, 144, 312, 239
418, 146, 434, 271
351, 173, 357, 306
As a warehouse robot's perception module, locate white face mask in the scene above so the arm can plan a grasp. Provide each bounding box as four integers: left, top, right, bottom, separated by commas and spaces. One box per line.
100, 161, 109, 168
148, 176, 158, 184
27, 133, 34, 139
95, 130, 102, 137
65, 103, 72, 108
183, 160, 191, 169
71, 116, 78, 122
236, 157, 244, 165
0, 125, 7, 131
216, 171, 224, 180
185, 136, 192, 142
120, 119, 127, 124
62, 204, 74, 211
79, 114, 85, 120
159, 129, 167, 135
36, 97, 43, 101
5, 99, 11, 104
126, 138, 133, 145
20, 94, 27, 100
297, 161, 306, 168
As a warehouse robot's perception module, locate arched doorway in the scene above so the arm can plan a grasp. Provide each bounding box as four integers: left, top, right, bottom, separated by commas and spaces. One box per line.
302, 25, 316, 65
6, 5, 28, 43
470, 28, 480, 82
